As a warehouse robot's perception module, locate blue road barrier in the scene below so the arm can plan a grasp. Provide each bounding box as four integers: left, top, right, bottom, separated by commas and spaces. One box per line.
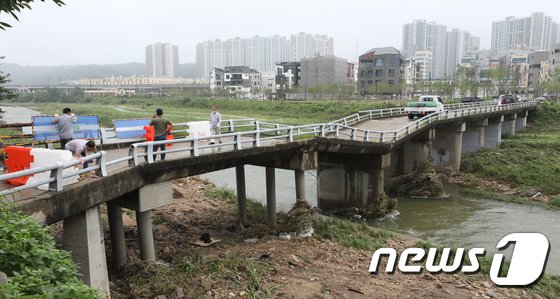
33, 116, 100, 141
113, 119, 151, 139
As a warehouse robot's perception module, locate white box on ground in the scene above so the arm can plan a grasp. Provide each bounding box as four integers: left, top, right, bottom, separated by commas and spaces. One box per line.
25, 148, 79, 190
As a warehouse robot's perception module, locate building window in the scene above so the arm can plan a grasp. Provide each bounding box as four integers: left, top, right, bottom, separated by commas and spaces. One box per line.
374, 58, 384, 67
388, 69, 395, 77
388, 80, 394, 85
367, 80, 373, 84
367, 70, 373, 75
375, 70, 383, 77
225, 75, 230, 79
389, 58, 400, 67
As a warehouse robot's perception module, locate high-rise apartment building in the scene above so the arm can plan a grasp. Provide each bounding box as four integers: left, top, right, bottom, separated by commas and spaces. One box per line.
196, 33, 333, 79
446, 29, 479, 76
402, 20, 447, 79
491, 12, 559, 53
145, 43, 180, 78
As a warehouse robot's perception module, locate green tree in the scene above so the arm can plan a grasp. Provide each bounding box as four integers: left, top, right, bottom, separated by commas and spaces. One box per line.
0, 57, 14, 102
0, 0, 65, 30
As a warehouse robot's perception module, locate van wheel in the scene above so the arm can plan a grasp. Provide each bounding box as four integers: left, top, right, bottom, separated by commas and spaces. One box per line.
408, 114, 414, 120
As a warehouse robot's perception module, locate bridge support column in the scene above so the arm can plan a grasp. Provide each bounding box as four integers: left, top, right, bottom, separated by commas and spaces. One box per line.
401, 128, 435, 173
462, 119, 487, 155
502, 113, 517, 137
236, 166, 248, 225
516, 111, 528, 130
432, 122, 466, 171
136, 210, 155, 260
317, 152, 390, 210
484, 116, 503, 148
265, 167, 276, 229
107, 202, 127, 269
63, 206, 110, 297
295, 170, 306, 201
114, 181, 173, 262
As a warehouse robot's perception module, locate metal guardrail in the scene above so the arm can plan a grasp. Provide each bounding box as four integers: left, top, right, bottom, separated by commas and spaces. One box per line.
0, 101, 538, 197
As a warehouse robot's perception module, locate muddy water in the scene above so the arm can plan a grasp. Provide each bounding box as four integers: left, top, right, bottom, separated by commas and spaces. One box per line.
202, 168, 560, 274
0, 105, 40, 124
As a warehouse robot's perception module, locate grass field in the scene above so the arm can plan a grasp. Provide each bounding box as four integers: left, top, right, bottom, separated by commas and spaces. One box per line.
16, 97, 405, 127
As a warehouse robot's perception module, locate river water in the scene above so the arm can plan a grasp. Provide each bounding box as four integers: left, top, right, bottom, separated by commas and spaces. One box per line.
4, 106, 559, 273
202, 167, 560, 274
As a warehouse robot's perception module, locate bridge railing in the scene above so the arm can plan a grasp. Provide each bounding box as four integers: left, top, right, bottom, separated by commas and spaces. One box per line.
0, 151, 108, 196
0, 101, 538, 197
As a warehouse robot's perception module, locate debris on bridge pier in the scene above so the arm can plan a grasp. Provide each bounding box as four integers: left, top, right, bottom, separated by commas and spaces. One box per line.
389, 161, 444, 198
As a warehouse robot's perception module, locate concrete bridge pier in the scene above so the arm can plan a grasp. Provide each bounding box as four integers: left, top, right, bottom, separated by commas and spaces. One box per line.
63, 206, 110, 297
516, 111, 528, 130
432, 122, 466, 171
295, 170, 306, 201
502, 113, 517, 137
462, 119, 487, 155
235, 166, 248, 225
265, 167, 276, 229
484, 116, 503, 148
401, 128, 435, 173
114, 181, 173, 261
107, 202, 127, 269
317, 152, 390, 210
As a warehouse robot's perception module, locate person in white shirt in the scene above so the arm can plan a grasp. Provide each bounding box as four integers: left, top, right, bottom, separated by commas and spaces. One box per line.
64, 139, 96, 168
209, 105, 222, 144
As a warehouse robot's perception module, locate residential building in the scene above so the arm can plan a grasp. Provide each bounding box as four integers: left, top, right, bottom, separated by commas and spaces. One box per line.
197, 33, 333, 79
209, 66, 261, 94
347, 62, 356, 86
300, 55, 348, 87
358, 47, 404, 94
403, 57, 417, 85
528, 50, 550, 91
509, 51, 531, 88
145, 43, 180, 77
446, 29, 479, 76
540, 44, 560, 85
491, 12, 559, 53
414, 51, 433, 80
402, 20, 447, 79
275, 62, 301, 90
290, 32, 334, 62
261, 73, 276, 91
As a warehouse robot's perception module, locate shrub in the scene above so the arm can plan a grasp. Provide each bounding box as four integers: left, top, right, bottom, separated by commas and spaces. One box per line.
0, 207, 100, 298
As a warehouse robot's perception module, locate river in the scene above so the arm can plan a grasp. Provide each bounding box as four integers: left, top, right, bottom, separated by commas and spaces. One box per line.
202, 167, 560, 274
4, 105, 559, 273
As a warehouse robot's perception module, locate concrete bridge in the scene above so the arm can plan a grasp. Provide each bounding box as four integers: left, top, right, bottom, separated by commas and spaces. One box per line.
0, 100, 537, 296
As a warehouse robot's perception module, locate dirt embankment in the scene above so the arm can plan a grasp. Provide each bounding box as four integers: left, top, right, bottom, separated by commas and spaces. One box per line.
72, 177, 543, 299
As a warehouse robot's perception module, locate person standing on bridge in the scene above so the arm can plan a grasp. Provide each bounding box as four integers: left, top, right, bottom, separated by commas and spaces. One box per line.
149, 108, 173, 161
209, 105, 222, 145
52, 107, 77, 149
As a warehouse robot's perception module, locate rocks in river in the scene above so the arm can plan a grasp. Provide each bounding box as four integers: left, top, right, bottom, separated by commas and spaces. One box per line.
389, 161, 444, 198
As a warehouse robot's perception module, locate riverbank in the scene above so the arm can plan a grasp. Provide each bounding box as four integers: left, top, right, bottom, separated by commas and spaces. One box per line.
442, 102, 560, 210
84, 177, 553, 298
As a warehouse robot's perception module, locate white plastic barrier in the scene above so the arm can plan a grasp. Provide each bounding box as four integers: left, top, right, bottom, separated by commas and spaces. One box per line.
25, 148, 79, 190
187, 121, 212, 140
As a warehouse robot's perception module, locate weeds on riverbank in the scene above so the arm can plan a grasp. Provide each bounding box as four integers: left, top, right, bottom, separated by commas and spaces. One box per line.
460, 102, 560, 208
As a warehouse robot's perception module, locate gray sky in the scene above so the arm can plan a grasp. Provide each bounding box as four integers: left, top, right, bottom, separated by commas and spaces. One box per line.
1, 0, 559, 66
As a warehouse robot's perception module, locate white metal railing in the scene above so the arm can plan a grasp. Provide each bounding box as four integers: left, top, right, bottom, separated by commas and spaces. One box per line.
0, 101, 538, 197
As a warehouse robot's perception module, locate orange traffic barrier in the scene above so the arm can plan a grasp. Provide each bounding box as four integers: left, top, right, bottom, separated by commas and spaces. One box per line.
5, 146, 34, 186
143, 126, 155, 142
166, 124, 174, 148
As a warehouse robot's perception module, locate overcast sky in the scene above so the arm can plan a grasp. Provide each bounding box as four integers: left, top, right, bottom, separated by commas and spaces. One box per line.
1, 0, 559, 66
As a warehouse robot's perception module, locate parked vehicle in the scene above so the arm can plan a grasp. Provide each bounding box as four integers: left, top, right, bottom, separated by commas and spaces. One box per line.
497, 94, 518, 105
460, 96, 483, 103
404, 95, 445, 120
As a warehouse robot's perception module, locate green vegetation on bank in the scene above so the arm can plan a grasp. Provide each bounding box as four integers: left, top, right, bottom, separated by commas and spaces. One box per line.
9, 90, 405, 127
461, 102, 560, 208
0, 206, 100, 298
